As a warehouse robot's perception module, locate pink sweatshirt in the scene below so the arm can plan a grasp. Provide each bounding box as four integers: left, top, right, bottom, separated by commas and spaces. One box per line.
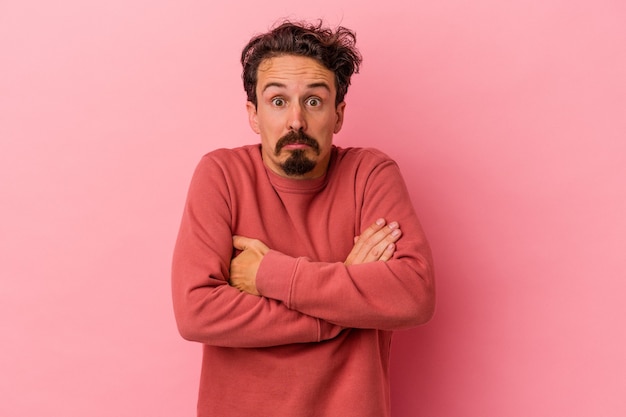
172, 145, 434, 417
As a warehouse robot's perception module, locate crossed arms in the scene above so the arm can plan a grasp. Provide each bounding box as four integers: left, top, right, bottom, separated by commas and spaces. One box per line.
229, 218, 402, 295
172, 151, 435, 348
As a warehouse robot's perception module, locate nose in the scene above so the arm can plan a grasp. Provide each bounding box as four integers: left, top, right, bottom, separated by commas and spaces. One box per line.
288, 103, 307, 131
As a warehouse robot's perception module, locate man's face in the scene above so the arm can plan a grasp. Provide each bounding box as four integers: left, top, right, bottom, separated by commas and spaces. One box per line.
246, 55, 346, 179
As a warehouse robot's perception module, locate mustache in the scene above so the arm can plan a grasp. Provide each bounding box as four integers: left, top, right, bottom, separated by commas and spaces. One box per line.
274, 130, 320, 155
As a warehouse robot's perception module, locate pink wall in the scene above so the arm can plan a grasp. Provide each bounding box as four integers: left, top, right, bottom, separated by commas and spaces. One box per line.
1, 1, 625, 416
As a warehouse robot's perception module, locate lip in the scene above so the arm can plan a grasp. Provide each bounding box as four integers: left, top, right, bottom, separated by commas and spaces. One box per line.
282, 143, 311, 150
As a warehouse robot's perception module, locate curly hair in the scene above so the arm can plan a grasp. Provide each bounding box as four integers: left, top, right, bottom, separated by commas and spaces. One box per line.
241, 20, 362, 107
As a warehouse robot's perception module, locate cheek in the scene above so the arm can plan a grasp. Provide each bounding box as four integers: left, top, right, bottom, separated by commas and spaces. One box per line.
318, 134, 334, 151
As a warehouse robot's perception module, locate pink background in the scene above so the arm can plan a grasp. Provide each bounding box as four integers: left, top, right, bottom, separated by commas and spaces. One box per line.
1, 0, 625, 416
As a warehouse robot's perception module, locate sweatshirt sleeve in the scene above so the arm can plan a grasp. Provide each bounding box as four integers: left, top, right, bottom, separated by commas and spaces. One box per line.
255, 155, 435, 330
171, 154, 344, 348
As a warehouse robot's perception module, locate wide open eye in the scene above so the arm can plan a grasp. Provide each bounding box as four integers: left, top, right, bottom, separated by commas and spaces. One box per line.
271, 97, 286, 107
306, 97, 321, 107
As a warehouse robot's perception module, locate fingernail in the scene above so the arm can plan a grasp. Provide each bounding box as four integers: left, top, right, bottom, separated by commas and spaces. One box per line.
391, 229, 401, 237
376, 218, 385, 226
389, 221, 399, 229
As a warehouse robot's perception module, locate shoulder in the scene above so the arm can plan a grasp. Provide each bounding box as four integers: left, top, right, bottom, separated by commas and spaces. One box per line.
329, 147, 406, 193
333, 146, 398, 173
194, 145, 262, 177
199, 144, 260, 168
336, 146, 395, 162
186, 145, 264, 196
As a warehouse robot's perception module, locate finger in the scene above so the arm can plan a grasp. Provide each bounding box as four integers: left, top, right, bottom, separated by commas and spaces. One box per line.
378, 243, 396, 262
233, 235, 270, 256
232, 235, 252, 250
351, 219, 387, 256
359, 221, 399, 251
361, 225, 402, 263
358, 218, 387, 241
345, 219, 399, 265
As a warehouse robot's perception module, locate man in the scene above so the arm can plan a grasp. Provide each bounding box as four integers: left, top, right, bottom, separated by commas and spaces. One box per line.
172, 20, 435, 417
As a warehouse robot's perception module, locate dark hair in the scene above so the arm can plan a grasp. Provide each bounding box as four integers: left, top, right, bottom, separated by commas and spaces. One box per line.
241, 20, 362, 107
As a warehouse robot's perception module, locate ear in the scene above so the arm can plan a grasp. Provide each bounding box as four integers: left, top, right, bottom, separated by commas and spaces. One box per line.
246, 101, 260, 134
334, 101, 346, 134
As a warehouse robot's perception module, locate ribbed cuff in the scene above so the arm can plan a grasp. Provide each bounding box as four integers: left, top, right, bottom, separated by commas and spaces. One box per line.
256, 250, 298, 307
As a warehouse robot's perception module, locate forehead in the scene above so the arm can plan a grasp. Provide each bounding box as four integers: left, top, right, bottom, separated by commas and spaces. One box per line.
257, 55, 335, 91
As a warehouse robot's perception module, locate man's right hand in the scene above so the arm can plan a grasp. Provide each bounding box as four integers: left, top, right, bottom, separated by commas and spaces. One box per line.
344, 218, 402, 265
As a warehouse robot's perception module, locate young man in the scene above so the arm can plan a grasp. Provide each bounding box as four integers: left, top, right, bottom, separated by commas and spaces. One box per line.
172, 21, 435, 417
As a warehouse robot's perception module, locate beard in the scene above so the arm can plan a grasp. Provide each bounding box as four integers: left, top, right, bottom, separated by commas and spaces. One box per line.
274, 130, 320, 176
280, 149, 317, 176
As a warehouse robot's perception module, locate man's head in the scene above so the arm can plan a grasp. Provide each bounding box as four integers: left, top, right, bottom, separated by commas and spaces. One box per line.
241, 20, 362, 108
241, 21, 362, 179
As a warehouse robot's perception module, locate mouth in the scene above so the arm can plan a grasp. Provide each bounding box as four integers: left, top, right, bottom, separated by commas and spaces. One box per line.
275, 130, 320, 155
282, 143, 312, 150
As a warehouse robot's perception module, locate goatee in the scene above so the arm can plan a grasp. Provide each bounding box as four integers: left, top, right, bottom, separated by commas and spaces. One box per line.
281, 149, 317, 176
275, 130, 320, 176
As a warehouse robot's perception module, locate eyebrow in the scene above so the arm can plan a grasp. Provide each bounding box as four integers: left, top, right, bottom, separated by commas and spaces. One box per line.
261, 82, 331, 94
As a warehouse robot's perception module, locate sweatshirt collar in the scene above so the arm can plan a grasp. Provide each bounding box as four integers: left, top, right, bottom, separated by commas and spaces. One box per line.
260, 146, 337, 194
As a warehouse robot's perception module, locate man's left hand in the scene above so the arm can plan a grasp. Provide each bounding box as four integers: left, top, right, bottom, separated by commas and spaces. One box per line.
229, 235, 269, 296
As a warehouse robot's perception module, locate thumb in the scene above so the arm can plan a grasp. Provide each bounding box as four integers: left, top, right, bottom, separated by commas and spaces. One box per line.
232, 235, 253, 250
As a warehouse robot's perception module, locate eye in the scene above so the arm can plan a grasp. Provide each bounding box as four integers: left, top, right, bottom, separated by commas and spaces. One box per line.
306, 97, 321, 107
271, 97, 286, 107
